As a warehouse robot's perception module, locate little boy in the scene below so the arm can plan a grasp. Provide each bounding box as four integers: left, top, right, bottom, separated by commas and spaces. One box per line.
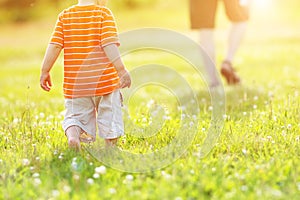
40, 0, 131, 150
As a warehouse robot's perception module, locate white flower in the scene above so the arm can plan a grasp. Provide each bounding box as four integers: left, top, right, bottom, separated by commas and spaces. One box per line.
63, 185, 71, 193
287, 124, 292, 129
95, 166, 106, 175
108, 188, 117, 194
241, 185, 248, 191
39, 113, 45, 119
189, 122, 194, 127
13, 118, 19, 124
87, 178, 94, 185
161, 171, 172, 180
71, 161, 78, 170
52, 190, 60, 197
73, 174, 80, 180
253, 105, 257, 109
34, 178, 41, 186
125, 174, 134, 181
22, 159, 30, 166
32, 173, 40, 178
266, 135, 272, 140
93, 173, 100, 179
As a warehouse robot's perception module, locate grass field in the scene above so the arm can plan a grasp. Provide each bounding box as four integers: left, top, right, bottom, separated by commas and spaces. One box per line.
0, 0, 300, 199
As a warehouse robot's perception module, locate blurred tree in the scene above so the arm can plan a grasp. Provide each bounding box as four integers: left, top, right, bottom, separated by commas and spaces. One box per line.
112, 0, 158, 8
1, 0, 35, 22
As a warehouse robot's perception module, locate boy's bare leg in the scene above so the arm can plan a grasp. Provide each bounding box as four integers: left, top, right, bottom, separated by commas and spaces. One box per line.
199, 29, 220, 87
221, 22, 247, 85
105, 138, 118, 147
66, 126, 82, 150
225, 22, 247, 62
199, 29, 215, 62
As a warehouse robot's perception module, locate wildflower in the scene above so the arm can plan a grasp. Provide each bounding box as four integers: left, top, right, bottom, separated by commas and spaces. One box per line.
266, 135, 272, 140
71, 160, 78, 171
22, 158, 30, 166
161, 171, 171, 180
125, 174, 134, 181
39, 112, 45, 119
73, 174, 80, 180
108, 188, 117, 194
95, 166, 107, 175
253, 105, 257, 109
93, 173, 100, 179
87, 178, 94, 185
189, 121, 194, 127
52, 190, 60, 197
32, 173, 40, 178
297, 182, 300, 191
287, 124, 292, 130
13, 118, 19, 124
33, 178, 42, 186
63, 185, 71, 193
241, 185, 248, 191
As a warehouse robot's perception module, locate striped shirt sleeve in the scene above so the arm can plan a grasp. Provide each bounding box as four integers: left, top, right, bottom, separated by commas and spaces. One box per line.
100, 8, 120, 47
50, 13, 64, 47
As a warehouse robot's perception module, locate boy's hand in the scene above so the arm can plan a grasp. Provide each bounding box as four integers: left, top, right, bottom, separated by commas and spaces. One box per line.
118, 69, 131, 88
40, 72, 52, 91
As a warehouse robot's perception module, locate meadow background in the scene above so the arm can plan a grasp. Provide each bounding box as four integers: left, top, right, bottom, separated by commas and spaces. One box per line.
0, 0, 300, 199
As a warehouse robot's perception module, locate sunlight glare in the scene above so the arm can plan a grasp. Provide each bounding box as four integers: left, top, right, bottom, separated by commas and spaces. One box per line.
252, 0, 273, 9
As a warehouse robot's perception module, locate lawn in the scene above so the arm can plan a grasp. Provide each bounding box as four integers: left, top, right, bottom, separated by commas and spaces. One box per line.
0, 0, 300, 199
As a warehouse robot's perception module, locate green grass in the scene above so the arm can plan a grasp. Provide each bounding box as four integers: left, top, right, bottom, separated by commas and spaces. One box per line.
1, 0, 300, 199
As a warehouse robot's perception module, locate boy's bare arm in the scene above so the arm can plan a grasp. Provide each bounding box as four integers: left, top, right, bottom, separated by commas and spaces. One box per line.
103, 44, 131, 88
40, 44, 62, 91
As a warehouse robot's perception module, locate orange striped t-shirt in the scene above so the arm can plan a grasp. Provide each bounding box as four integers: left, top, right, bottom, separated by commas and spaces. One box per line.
50, 5, 120, 98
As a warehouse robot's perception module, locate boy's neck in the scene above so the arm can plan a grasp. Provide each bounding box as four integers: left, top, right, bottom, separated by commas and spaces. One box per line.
77, 0, 96, 6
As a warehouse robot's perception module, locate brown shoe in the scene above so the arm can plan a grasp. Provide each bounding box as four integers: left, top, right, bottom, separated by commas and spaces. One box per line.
220, 60, 241, 85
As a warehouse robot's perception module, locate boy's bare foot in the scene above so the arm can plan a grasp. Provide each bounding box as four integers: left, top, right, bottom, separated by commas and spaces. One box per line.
105, 138, 118, 147
66, 126, 81, 151
220, 60, 241, 85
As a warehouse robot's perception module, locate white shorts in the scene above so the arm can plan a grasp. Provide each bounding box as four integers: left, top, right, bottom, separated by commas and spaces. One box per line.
62, 90, 124, 140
